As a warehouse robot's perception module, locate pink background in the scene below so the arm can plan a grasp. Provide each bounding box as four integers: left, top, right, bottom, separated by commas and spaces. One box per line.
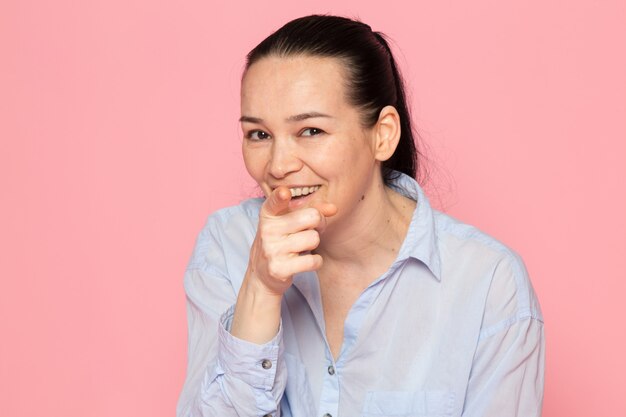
1, 0, 625, 416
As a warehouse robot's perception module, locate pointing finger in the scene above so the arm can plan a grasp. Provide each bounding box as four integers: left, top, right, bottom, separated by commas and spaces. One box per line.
263, 186, 292, 216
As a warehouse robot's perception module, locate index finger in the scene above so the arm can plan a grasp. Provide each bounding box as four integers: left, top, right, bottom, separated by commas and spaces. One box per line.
262, 186, 292, 217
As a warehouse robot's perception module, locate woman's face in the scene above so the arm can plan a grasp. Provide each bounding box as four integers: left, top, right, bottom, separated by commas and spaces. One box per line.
240, 55, 382, 221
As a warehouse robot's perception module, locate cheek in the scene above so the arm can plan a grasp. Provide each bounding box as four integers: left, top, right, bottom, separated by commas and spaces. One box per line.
242, 147, 267, 182
305, 151, 346, 179
321, 140, 370, 174
312, 138, 359, 165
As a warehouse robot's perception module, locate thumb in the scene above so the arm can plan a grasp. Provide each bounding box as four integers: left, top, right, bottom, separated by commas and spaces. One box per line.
312, 201, 338, 218
311, 201, 338, 234
263, 186, 292, 216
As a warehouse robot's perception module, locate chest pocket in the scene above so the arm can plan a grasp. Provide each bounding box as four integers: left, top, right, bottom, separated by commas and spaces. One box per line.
362, 390, 454, 417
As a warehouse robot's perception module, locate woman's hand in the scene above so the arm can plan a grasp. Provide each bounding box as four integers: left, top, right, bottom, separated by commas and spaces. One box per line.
248, 186, 337, 296
231, 186, 336, 343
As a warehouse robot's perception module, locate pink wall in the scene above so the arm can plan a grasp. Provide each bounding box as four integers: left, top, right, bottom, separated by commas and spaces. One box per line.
1, 0, 624, 415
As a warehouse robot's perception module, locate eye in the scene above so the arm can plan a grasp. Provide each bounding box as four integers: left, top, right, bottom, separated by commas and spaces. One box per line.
301, 127, 325, 137
246, 130, 271, 141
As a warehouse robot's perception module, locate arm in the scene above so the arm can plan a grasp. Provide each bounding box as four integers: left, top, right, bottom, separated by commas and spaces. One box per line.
462, 255, 545, 417
177, 188, 336, 417
176, 218, 287, 417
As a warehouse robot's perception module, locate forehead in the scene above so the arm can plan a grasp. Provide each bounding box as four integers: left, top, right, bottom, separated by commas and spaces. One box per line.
241, 55, 350, 116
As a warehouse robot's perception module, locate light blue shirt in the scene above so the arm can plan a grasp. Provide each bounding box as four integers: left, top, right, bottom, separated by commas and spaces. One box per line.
177, 173, 545, 417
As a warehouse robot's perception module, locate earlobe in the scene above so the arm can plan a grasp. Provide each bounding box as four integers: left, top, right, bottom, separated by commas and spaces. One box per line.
374, 105, 401, 162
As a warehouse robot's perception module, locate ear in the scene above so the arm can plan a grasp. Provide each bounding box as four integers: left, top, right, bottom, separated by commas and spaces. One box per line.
373, 105, 401, 162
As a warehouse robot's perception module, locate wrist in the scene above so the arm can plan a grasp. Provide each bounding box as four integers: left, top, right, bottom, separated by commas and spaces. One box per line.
231, 275, 283, 344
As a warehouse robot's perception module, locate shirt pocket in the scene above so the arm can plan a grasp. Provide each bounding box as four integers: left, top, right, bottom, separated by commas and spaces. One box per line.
361, 390, 455, 417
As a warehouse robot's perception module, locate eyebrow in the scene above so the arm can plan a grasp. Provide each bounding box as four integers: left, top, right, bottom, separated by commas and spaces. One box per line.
239, 112, 332, 124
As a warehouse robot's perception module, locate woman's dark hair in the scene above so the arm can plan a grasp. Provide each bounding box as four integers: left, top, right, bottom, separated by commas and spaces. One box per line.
244, 15, 422, 185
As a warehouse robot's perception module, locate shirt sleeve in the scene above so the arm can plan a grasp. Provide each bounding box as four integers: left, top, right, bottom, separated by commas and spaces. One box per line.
462, 254, 546, 417
176, 214, 287, 417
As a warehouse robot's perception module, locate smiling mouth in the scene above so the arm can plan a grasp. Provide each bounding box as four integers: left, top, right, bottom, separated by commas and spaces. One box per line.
289, 185, 320, 199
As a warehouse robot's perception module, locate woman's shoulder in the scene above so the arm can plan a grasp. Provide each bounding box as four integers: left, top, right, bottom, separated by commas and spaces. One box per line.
431, 210, 543, 325
432, 209, 523, 265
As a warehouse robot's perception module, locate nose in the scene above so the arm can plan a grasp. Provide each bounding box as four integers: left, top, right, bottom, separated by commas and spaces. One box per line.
268, 138, 302, 179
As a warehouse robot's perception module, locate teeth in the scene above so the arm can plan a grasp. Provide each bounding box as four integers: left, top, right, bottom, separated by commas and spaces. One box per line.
289, 185, 320, 197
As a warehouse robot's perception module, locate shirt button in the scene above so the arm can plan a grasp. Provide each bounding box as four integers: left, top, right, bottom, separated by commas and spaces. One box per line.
262, 414, 272, 417
323, 414, 332, 417
327, 365, 335, 375
261, 359, 272, 370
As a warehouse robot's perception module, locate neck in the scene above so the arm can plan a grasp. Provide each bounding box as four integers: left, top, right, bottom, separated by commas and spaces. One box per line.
315, 178, 416, 283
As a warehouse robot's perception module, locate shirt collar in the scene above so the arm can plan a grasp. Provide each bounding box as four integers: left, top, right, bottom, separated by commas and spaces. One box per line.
388, 172, 442, 281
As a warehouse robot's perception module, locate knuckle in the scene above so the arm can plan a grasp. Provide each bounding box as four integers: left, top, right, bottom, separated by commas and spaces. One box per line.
267, 260, 281, 278
261, 242, 281, 262
260, 218, 277, 232
257, 221, 269, 235
310, 254, 322, 269
304, 208, 320, 222
260, 240, 272, 255
267, 259, 288, 280
310, 230, 320, 246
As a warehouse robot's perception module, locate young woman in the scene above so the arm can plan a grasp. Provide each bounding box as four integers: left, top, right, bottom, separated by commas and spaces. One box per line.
177, 15, 545, 417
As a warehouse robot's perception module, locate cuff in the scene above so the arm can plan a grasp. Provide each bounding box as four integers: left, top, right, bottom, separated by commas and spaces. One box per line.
216, 305, 283, 391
